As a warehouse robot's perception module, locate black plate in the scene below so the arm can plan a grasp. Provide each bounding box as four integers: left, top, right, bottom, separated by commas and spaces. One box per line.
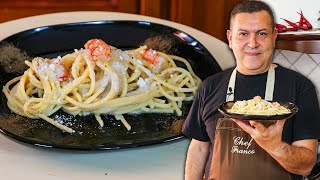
218, 101, 298, 120
0, 20, 221, 150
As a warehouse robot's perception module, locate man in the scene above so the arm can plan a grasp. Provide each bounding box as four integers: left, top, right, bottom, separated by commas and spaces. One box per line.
182, 1, 320, 180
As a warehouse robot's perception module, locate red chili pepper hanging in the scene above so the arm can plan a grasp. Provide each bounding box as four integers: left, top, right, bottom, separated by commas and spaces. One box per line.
276, 23, 287, 29
286, 27, 298, 31
298, 25, 309, 31
281, 18, 299, 30
297, 10, 313, 29
298, 10, 304, 27
275, 23, 287, 32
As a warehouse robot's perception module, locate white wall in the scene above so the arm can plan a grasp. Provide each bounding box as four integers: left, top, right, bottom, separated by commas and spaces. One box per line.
260, 1, 320, 102
261, 0, 320, 29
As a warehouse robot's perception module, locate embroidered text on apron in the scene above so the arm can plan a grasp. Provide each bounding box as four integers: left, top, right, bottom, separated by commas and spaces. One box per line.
208, 66, 292, 180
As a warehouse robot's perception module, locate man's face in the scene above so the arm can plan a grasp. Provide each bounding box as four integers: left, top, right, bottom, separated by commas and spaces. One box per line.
227, 11, 278, 75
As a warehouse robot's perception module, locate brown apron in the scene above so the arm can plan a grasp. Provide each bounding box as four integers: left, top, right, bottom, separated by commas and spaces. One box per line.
208, 118, 291, 180
208, 66, 291, 180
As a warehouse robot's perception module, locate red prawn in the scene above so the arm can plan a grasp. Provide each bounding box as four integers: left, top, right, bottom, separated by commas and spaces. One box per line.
84, 39, 111, 60
50, 57, 70, 81
140, 49, 160, 65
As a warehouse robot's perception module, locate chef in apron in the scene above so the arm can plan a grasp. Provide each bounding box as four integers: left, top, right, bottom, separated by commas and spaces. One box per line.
208, 66, 292, 180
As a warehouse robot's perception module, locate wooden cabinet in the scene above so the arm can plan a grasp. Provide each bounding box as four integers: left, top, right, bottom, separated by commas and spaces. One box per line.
276, 33, 320, 54
0, 0, 139, 23
0, 0, 243, 43
140, 0, 243, 43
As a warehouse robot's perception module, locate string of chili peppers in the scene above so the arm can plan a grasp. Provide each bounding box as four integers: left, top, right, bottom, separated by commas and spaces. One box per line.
276, 10, 313, 33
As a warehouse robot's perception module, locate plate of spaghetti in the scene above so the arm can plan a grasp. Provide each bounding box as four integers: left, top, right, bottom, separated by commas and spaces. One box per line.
218, 96, 298, 120
0, 21, 221, 150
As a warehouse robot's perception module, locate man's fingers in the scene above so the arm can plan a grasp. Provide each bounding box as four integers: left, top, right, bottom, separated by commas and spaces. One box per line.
249, 121, 266, 131
276, 119, 287, 126
233, 119, 267, 137
232, 119, 254, 134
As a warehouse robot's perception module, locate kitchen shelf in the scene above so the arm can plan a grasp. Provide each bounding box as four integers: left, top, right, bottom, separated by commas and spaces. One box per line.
276, 32, 320, 54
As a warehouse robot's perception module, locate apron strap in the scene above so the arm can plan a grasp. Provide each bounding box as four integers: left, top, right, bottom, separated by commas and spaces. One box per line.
265, 66, 275, 101
226, 66, 275, 102
226, 69, 237, 102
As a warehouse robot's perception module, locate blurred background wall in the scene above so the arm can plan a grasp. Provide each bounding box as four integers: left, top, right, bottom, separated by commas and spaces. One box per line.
0, 0, 243, 43
2, 1, 318, 42
262, 0, 320, 29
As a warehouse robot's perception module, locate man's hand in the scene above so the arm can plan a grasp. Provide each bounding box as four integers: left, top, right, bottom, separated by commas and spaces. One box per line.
232, 119, 286, 153
232, 119, 317, 176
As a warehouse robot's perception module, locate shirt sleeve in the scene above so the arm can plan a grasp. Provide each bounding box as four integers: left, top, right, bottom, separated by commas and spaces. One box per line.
293, 78, 320, 142
182, 83, 210, 142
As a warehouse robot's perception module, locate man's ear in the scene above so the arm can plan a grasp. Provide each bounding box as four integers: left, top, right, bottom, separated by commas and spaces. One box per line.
272, 28, 278, 48
227, 30, 232, 49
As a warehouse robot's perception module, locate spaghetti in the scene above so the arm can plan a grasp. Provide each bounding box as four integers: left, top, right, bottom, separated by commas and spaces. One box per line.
2, 39, 201, 133
227, 96, 291, 116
